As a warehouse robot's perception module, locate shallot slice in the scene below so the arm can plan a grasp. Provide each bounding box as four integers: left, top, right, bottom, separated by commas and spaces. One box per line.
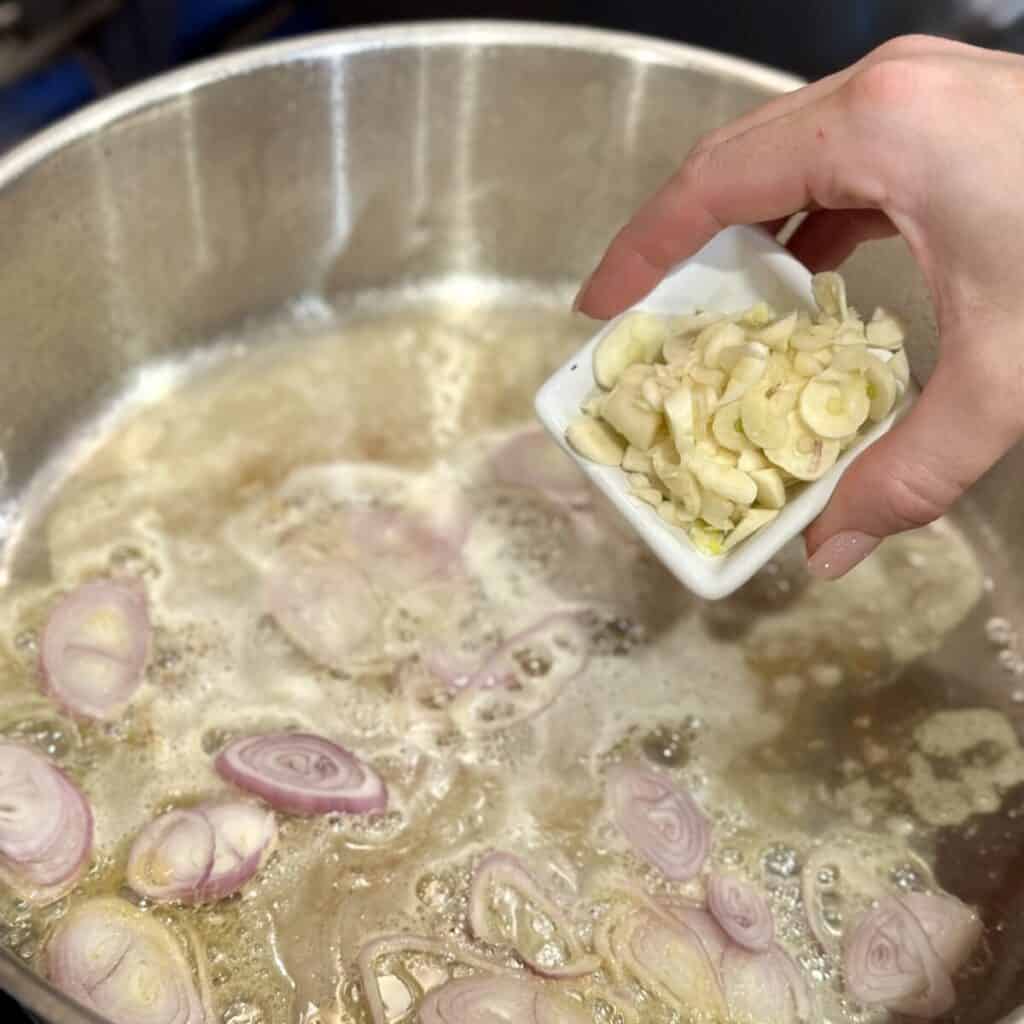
607, 763, 710, 881
721, 946, 800, 1024
47, 897, 207, 1024
0, 741, 92, 904
41, 580, 151, 719
419, 975, 588, 1024
902, 891, 982, 975
708, 872, 775, 952
610, 906, 727, 1018
449, 612, 589, 734
215, 732, 387, 816
843, 898, 955, 1019
344, 503, 465, 588
126, 809, 214, 904
657, 897, 730, 965
266, 557, 381, 671
127, 802, 277, 905
469, 852, 599, 978
491, 428, 592, 509
357, 935, 515, 1024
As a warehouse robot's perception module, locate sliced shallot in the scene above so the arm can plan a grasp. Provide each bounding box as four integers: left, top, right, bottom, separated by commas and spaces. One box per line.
127, 801, 277, 904
0, 741, 92, 904
902, 891, 982, 975
657, 897, 730, 965
843, 898, 955, 1019
608, 906, 727, 1017
491, 428, 592, 509
708, 872, 775, 952
266, 557, 381, 671
419, 975, 588, 1024
41, 580, 151, 719
215, 732, 386, 816
344, 503, 465, 589
47, 897, 207, 1024
357, 934, 514, 1024
469, 851, 599, 978
721, 945, 800, 1024
607, 763, 710, 881
448, 612, 589, 734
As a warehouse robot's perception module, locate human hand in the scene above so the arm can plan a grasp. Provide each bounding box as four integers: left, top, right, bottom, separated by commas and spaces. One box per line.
574, 35, 1024, 579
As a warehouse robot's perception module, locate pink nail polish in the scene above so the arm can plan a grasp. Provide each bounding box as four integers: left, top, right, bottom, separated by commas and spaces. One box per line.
807, 531, 880, 580
572, 273, 594, 312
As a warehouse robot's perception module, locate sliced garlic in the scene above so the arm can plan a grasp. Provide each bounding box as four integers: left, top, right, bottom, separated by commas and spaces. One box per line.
602, 377, 664, 450
688, 365, 727, 394
799, 369, 870, 439
812, 271, 849, 320
764, 412, 840, 480
651, 444, 702, 517
753, 311, 798, 351
750, 468, 787, 509
685, 453, 757, 506
690, 522, 725, 556
711, 400, 753, 454
664, 384, 696, 449
723, 508, 780, 551
863, 353, 898, 421
866, 308, 906, 349
790, 323, 836, 352
737, 448, 769, 472
721, 354, 768, 403
740, 371, 797, 450
566, 416, 626, 466
622, 445, 654, 475
699, 321, 747, 369
565, 271, 908, 558
594, 313, 669, 388
698, 491, 737, 530
792, 351, 826, 378
739, 302, 777, 327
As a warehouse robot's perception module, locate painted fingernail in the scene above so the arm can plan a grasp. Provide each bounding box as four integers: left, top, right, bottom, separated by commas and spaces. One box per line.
572, 272, 594, 312
806, 531, 880, 580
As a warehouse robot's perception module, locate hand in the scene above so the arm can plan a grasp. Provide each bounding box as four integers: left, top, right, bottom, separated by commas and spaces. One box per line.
574, 35, 1024, 579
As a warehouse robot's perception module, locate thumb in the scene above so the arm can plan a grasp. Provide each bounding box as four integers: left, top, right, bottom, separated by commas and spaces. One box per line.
804, 348, 1024, 579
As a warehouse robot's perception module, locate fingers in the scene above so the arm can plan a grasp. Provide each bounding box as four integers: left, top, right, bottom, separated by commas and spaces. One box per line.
805, 349, 1024, 578
786, 209, 898, 270
576, 90, 891, 319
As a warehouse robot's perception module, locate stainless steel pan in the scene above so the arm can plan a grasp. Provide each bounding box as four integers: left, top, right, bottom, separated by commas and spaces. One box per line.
1, 21, 1023, 1024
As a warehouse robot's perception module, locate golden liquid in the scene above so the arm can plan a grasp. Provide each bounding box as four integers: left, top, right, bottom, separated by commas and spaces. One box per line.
0, 286, 1011, 1024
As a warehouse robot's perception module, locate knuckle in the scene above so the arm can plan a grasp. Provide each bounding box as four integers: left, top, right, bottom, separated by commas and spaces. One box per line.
845, 58, 925, 114
869, 34, 941, 62
878, 464, 958, 531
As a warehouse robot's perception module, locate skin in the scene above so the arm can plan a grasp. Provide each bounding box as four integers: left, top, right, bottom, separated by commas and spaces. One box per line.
574, 35, 1024, 579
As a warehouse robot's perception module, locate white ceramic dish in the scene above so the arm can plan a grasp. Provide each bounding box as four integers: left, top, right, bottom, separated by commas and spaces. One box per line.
535, 225, 910, 601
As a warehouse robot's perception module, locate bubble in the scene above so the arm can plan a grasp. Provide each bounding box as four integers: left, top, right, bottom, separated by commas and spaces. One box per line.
223, 1003, 265, 1024
13, 630, 36, 653
997, 649, 1024, 675
202, 727, 233, 755
986, 617, 1014, 647
762, 844, 801, 878
416, 872, 454, 909
890, 864, 923, 891
641, 726, 690, 767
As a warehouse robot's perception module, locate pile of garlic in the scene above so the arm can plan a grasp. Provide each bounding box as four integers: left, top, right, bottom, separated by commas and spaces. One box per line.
566, 273, 910, 556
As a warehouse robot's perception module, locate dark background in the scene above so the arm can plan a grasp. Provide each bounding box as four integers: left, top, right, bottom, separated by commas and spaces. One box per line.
2, 0, 1024, 151
2, 0, 1024, 1019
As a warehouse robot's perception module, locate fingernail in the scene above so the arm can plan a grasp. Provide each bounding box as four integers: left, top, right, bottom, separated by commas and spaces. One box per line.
807, 531, 880, 580
572, 272, 594, 312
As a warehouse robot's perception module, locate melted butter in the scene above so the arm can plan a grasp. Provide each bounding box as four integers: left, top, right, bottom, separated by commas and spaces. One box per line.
0, 289, 1000, 1024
